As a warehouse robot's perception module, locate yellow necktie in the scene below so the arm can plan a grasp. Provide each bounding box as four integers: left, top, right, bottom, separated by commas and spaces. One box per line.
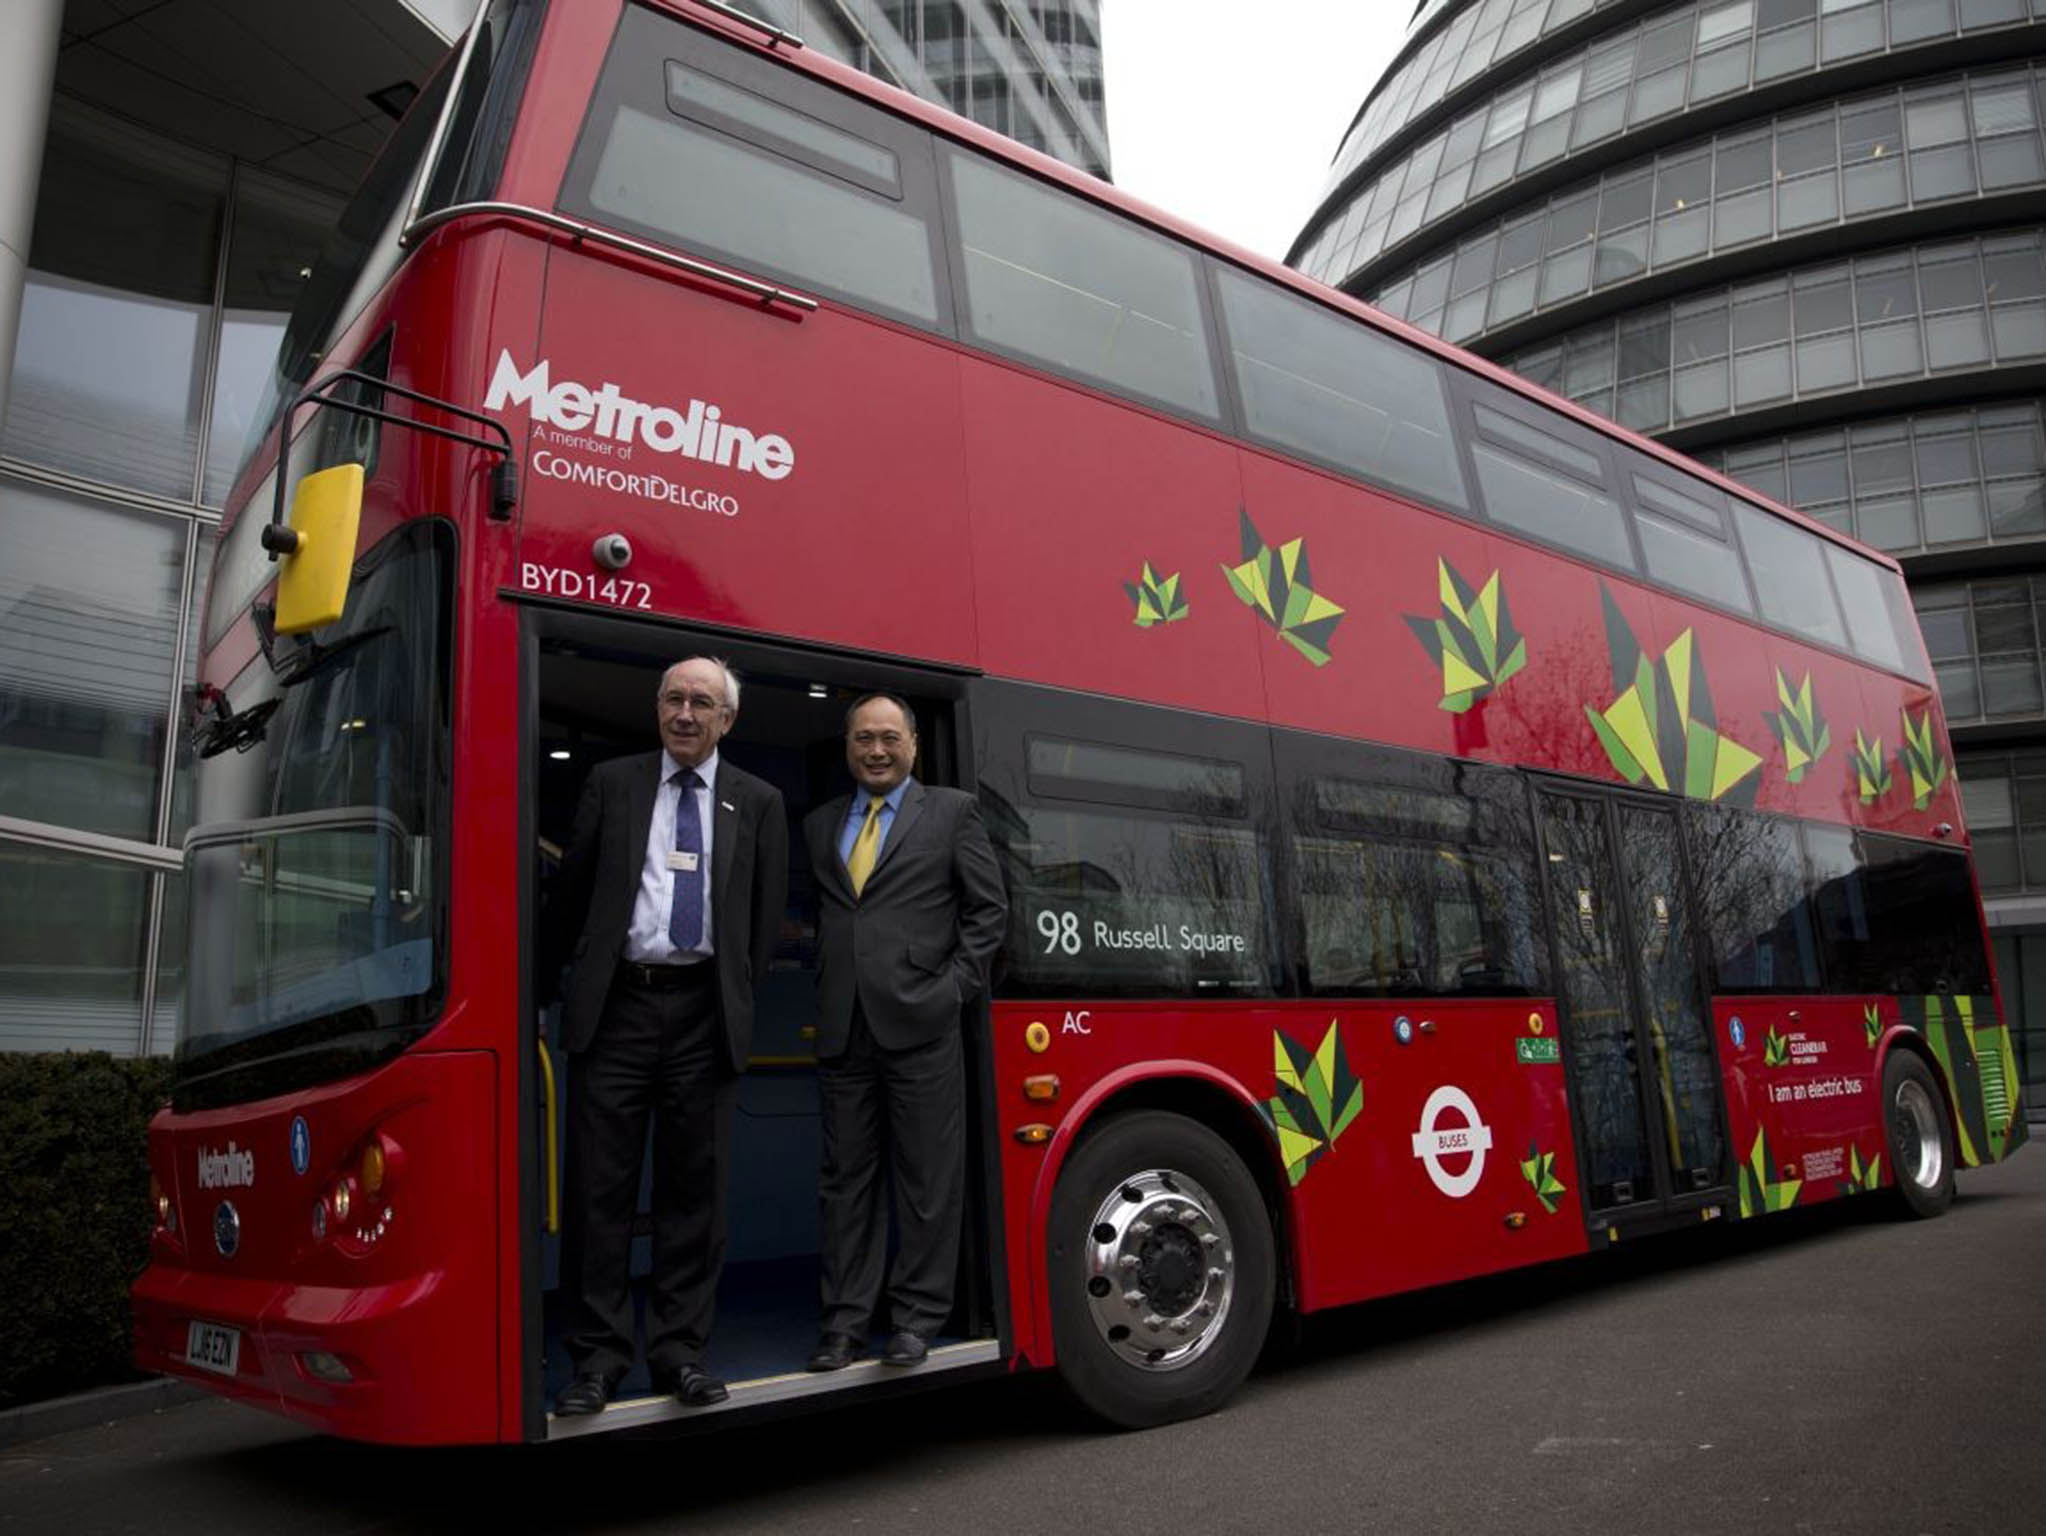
846, 795, 885, 895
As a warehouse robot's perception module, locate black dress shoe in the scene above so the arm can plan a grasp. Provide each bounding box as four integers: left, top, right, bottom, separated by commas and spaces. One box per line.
555, 1373, 612, 1416
880, 1330, 928, 1366
806, 1331, 864, 1371
672, 1365, 728, 1406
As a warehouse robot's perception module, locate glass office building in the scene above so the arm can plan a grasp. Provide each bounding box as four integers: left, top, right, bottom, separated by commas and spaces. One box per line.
0, 0, 1108, 1057
1292, 0, 2046, 1112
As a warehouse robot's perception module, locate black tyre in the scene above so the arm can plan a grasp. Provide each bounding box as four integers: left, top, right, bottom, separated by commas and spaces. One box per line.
1046, 1110, 1275, 1429
1883, 1050, 1956, 1219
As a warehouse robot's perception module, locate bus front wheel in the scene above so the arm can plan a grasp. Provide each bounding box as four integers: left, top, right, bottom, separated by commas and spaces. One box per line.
1046, 1110, 1275, 1429
1883, 1051, 1956, 1219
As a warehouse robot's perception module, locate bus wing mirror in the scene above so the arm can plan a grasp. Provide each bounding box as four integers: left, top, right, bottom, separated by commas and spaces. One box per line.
270, 463, 365, 635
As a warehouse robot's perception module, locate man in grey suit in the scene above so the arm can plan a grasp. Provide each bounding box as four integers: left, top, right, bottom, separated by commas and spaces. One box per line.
546, 656, 788, 1415
803, 692, 1007, 1370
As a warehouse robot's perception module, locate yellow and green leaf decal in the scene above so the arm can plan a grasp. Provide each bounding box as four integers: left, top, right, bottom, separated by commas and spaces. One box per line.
1519, 1143, 1567, 1214
1839, 1145, 1882, 1196
1863, 1004, 1882, 1050
1585, 585, 1761, 803
1124, 562, 1189, 627
1763, 1025, 1790, 1067
1222, 508, 1345, 667
1851, 729, 1892, 805
1257, 1020, 1365, 1186
1736, 1128, 1802, 1217
1764, 669, 1830, 783
1899, 707, 1949, 811
1405, 559, 1528, 713
1907, 994, 2030, 1166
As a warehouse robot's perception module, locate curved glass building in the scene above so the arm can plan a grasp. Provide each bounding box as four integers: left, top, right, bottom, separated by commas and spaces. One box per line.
1292, 0, 2045, 1104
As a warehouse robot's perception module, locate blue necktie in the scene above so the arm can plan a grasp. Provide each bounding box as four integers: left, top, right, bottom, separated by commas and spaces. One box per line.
668, 770, 704, 952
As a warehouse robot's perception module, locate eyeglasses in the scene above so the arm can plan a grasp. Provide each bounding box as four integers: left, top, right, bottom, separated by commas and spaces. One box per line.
661, 691, 726, 715
849, 730, 910, 749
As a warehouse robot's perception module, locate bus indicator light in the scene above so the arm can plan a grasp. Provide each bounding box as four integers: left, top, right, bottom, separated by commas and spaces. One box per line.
1014, 1123, 1052, 1144
1025, 1021, 1050, 1053
1023, 1075, 1060, 1102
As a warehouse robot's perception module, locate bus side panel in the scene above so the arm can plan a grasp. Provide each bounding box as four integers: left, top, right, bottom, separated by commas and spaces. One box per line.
1717, 997, 1886, 1214
956, 357, 1266, 720
990, 999, 1586, 1367
1850, 668, 1961, 842
508, 254, 980, 667
1232, 451, 1494, 764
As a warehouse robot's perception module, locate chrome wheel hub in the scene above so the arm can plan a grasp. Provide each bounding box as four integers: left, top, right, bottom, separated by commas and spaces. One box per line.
1078, 1168, 1234, 1371
1892, 1077, 1945, 1190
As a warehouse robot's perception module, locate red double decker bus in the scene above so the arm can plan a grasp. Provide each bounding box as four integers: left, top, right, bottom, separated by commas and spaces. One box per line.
133, 0, 2027, 1444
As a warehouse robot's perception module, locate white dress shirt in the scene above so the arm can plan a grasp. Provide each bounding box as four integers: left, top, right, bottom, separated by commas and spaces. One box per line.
625, 747, 718, 963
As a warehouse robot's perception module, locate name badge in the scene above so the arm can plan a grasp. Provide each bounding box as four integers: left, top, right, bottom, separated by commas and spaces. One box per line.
667, 851, 701, 873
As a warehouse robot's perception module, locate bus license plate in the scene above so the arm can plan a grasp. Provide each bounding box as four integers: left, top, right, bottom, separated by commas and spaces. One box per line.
185, 1321, 240, 1377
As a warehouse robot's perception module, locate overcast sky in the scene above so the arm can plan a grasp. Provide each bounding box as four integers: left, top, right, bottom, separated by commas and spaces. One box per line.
1100, 3, 1407, 262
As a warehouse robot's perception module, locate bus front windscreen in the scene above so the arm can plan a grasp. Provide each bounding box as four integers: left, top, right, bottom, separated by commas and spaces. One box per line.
174, 520, 453, 1110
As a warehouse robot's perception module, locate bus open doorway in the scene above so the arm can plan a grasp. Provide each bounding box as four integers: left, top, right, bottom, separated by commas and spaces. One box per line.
524, 612, 1004, 1436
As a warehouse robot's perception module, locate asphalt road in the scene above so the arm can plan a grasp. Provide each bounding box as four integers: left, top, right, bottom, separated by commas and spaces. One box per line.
6, 1149, 2042, 1536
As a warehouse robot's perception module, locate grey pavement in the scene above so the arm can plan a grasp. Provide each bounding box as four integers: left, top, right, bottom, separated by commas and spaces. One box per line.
3, 1150, 2041, 1535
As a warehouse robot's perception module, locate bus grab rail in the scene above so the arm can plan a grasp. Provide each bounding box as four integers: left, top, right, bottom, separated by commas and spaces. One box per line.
398, 199, 822, 314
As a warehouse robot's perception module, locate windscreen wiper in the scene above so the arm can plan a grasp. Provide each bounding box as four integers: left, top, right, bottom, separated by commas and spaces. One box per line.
275, 623, 393, 689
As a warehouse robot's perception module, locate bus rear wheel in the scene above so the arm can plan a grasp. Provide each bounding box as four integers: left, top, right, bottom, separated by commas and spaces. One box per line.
1046, 1110, 1275, 1429
1883, 1051, 1956, 1219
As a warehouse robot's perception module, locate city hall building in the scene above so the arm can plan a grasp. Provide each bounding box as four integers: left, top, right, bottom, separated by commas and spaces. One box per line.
1291, 0, 2045, 1112
0, 0, 1106, 1057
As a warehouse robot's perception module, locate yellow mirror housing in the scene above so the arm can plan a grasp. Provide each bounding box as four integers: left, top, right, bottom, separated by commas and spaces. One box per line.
273, 463, 365, 635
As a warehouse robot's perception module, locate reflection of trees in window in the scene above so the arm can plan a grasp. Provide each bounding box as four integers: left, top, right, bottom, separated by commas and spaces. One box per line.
1294, 765, 1545, 997
1685, 805, 1820, 989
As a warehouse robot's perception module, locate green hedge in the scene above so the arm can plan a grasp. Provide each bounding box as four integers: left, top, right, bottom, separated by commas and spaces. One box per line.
0, 1052, 172, 1409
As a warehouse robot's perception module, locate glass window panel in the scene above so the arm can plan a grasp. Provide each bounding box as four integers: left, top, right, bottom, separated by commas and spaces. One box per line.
1761, 0, 1820, 22
1972, 79, 2038, 137
1973, 596, 2037, 652
588, 103, 940, 322
1978, 134, 2046, 189
1856, 259, 1920, 322
1889, 0, 1958, 36
1935, 659, 1983, 718
1656, 153, 1713, 215
1451, 232, 1501, 296
1777, 171, 1839, 229
0, 846, 149, 1054
1582, 37, 1636, 97
1734, 345, 1793, 404
1497, 215, 1545, 273
1714, 186, 1774, 245
1958, 0, 2028, 22
1545, 193, 1598, 253
1779, 115, 1840, 175
1992, 301, 2046, 357
1641, 15, 1698, 68
1674, 299, 1731, 362
1700, 0, 1758, 43
1861, 320, 1925, 378
1599, 169, 1654, 231
1409, 257, 1454, 319
1923, 485, 1988, 542
1990, 476, 2046, 533
1981, 656, 2045, 714
1472, 443, 1635, 566
1539, 244, 1594, 304
1, 103, 227, 499
1852, 427, 1915, 493
950, 152, 1217, 418
1926, 309, 1992, 368
1820, 3, 1885, 59
1594, 228, 1650, 287
1723, 444, 1788, 501
1484, 89, 1533, 148
1916, 417, 1982, 482
1795, 268, 1853, 334
1618, 314, 1672, 379
1855, 495, 1920, 550
1842, 157, 1908, 215
1688, 808, 1821, 992
1840, 99, 1903, 164
1981, 407, 2045, 472
1922, 248, 1987, 310
1790, 437, 1850, 503
1216, 268, 1469, 512
1907, 94, 1970, 147
1570, 88, 1629, 149
1564, 329, 1617, 394
1754, 21, 1816, 80
1673, 359, 1730, 419
1488, 266, 1540, 325
1639, 508, 1753, 610
1733, 502, 1851, 646
1634, 468, 1730, 534
1616, 373, 1671, 431
1984, 238, 2046, 299
1718, 133, 1774, 192
202, 174, 340, 507
1629, 65, 1687, 124
1691, 40, 1752, 100
0, 479, 184, 841
1909, 143, 1978, 198
1796, 330, 1858, 390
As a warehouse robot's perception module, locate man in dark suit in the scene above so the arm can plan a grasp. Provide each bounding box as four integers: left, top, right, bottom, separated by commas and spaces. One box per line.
546, 656, 788, 1414
803, 692, 1007, 1370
